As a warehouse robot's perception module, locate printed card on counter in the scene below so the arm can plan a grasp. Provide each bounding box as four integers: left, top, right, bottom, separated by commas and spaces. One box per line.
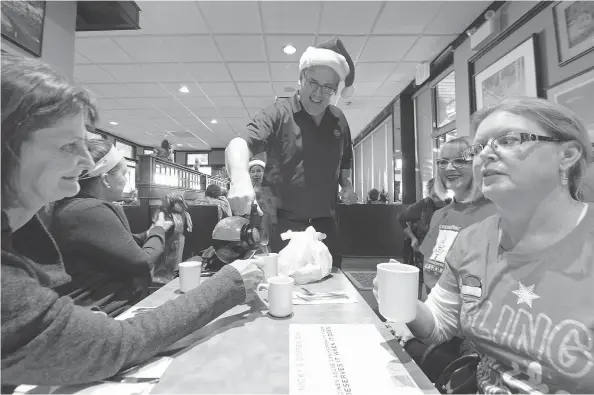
289, 324, 423, 395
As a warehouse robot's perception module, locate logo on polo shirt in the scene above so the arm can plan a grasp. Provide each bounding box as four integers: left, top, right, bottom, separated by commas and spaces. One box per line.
333, 129, 341, 139
460, 274, 483, 300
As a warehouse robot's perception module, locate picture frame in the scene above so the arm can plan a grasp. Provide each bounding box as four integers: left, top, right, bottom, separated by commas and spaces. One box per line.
187, 153, 209, 166
433, 70, 456, 130
473, 36, 539, 111
547, 67, 594, 145
1, 1, 46, 57
553, 1, 594, 66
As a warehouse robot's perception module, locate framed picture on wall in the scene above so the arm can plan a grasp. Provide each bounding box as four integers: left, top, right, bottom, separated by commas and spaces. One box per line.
547, 67, 594, 145
187, 153, 208, 166
553, 1, 594, 66
1, 1, 46, 57
473, 36, 539, 111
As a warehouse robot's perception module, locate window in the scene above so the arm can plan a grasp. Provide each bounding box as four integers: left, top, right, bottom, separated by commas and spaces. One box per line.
87, 130, 105, 140
115, 140, 134, 159
434, 71, 456, 130
199, 166, 212, 176
187, 153, 208, 166
143, 149, 154, 155
124, 160, 136, 193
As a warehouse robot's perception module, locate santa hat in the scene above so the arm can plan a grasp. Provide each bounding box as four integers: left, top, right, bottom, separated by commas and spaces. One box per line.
299, 37, 355, 100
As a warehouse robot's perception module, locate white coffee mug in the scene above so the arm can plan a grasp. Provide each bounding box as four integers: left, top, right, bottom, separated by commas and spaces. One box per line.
377, 262, 419, 323
179, 261, 201, 293
255, 253, 279, 282
256, 275, 294, 317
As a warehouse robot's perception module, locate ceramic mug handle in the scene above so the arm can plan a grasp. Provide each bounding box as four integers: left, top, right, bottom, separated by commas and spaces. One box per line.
256, 283, 270, 309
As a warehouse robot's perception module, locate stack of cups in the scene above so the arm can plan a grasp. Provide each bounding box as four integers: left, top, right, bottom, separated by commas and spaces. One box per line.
254, 253, 294, 318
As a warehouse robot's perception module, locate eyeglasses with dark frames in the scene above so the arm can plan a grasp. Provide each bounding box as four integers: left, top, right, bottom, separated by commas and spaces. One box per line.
303, 76, 337, 96
435, 157, 472, 169
462, 132, 564, 160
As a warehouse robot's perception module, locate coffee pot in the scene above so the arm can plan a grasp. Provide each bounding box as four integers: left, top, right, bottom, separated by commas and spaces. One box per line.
211, 202, 266, 264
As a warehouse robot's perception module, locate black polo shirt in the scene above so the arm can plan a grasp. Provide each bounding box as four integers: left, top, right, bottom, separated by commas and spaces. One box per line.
240, 93, 353, 219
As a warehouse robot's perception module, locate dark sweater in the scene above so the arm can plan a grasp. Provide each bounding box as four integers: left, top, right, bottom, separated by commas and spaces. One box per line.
1, 211, 246, 386
50, 195, 167, 316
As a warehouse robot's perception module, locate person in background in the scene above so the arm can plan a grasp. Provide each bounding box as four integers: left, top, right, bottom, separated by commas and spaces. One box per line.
249, 158, 277, 248
204, 184, 232, 218
50, 138, 173, 316
1, 54, 263, 389
396, 97, 594, 393
225, 37, 358, 268
154, 139, 173, 162
396, 178, 449, 297
419, 137, 496, 296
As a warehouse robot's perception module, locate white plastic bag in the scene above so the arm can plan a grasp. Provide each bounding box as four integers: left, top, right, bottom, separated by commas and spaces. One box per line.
278, 226, 332, 284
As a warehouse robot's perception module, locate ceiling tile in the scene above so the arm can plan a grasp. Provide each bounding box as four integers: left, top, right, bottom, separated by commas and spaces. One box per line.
261, 2, 322, 33
243, 97, 275, 108
186, 63, 232, 82
215, 35, 267, 62
85, 83, 134, 98
270, 63, 300, 81
373, 2, 444, 34
272, 82, 298, 96
75, 37, 133, 63
359, 36, 418, 62
160, 108, 195, 118
315, 35, 367, 60
126, 83, 171, 97
198, 2, 261, 33
210, 96, 245, 108
95, 98, 123, 110
265, 35, 315, 61
176, 118, 211, 131
368, 96, 395, 108
246, 108, 262, 117
352, 82, 382, 96
134, 1, 209, 34
236, 82, 273, 97
100, 63, 191, 82
318, 2, 383, 35
375, 81, 410, 96
115, 98, 166, 109
197, 82, 239, 97
179, 97, 215, 108
355, 63, 398, 82
74, 51, 91, 64
404, 35, 455, 62
100, 109, 165, 120
388, 62, 419, 81
218, 107, 249, 118
113, 36, 220, 62
425, 2, 491, 34
228, 62, 270, 82
183, 107, 219, 119
74, 65, 115, 83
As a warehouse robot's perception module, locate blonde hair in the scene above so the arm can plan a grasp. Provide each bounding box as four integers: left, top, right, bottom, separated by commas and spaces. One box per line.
470, 97, 593, 201
433, 136, 484, 204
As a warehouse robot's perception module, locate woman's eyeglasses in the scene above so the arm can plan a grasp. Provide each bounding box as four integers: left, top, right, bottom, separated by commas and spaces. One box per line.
435, 157, 472, 169
462, 132, 563, 160
303, 77, 337, 96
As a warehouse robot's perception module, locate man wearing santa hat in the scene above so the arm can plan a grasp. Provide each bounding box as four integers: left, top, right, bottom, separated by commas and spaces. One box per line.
225, 37, 358, 268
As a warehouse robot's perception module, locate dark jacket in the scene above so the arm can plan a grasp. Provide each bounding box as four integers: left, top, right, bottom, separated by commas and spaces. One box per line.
1, 210, 245, 386
50, 195, 167, 316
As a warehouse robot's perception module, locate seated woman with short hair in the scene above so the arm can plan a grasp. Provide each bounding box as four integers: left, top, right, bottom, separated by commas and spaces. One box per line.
50, 138, 173, 316
390, 97, 594, 393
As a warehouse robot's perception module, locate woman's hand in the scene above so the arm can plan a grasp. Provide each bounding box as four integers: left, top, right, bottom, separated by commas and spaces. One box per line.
153, 211, 174, 232
229, 259, 264, 302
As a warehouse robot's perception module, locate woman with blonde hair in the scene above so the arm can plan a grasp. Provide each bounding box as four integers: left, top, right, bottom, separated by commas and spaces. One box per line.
419, 136, 496, 295
387, 97, 594, 393
1, 55, 263, 389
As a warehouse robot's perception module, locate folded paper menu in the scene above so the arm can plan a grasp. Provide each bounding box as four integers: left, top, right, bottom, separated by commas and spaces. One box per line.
289, 324, 423, 395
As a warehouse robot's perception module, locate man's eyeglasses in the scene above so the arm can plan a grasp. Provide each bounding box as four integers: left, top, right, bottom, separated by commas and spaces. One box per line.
303, 77, 337, 96
462, 132, 563, 160
435, 157, 472, 169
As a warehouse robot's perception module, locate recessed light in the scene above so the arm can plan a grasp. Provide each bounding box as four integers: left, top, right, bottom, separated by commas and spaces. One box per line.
176, 143, 183, 146
210, 119, 218, 124
283, 45, 296, 55
178, 86, 190, 93
109, 121, 118, 126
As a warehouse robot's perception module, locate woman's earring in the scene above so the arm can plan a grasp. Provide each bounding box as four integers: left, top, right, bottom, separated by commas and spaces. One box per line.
561, 172, 569, 186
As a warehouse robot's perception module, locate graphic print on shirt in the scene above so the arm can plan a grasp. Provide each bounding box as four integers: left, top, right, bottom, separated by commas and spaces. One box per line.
425, 224, 460, 275
461, 280, 594, 394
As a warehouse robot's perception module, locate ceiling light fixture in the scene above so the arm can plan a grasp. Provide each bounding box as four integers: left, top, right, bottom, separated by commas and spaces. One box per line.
210, 119, 218, 124
109, 121, 118, 126
283, 45, 296, 55
178, 86, 190, 93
